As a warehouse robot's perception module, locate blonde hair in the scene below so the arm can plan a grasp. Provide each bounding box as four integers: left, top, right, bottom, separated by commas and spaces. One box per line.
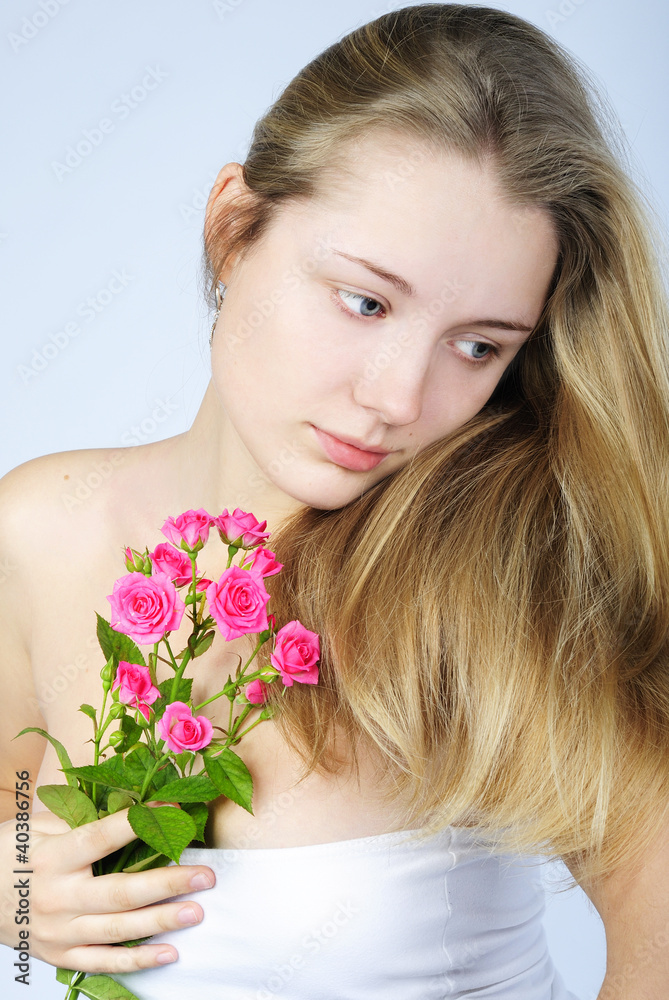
203, 5, 669, 888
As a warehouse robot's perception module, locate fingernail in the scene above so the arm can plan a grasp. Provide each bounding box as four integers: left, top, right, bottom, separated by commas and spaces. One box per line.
157, 951, 176, 964
178, 905, 200, 925
190, 872, 213, 890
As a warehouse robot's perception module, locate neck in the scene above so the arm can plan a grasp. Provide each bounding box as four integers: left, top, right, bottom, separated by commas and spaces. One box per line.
153, 380, 306, 537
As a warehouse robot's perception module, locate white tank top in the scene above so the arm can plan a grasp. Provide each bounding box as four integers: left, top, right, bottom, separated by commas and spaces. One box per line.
112, 824, 581, 999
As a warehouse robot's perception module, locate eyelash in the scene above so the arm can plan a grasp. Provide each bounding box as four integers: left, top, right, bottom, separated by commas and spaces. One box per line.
331, 288, 502, 368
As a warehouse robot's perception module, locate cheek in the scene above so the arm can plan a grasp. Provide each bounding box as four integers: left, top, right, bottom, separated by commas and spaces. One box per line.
423, 364, 501, 435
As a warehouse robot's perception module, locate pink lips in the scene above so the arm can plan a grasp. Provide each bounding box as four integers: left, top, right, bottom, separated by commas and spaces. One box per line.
312, 426, 390, 472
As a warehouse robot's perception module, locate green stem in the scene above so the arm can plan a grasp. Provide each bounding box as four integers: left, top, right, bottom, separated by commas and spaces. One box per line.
162, 637, 180, 674
229, 703, 254, 739
91, 686, 110, 808
110, 839, 140, 874
169, 646, 193, 702
63, 971, 86, 999
139, 751, 171, 799
148, 644, 160, 686
231, 713, 266, 743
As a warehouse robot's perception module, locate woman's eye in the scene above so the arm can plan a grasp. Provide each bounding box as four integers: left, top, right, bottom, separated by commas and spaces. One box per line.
336, 289, 385, 318
453, 339, 498, 363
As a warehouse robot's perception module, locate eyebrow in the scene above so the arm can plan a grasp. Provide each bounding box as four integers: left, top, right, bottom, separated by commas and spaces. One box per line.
331, 250, 534, 334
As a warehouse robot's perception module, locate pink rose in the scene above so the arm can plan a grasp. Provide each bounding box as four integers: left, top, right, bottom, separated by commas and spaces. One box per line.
205, 567, 270, 641
213, 508, 271, 549
270, 620, 320, 687
107, 570, 185, 645
150, 542, 193, 587
157, 701, 213, 753
245, 679, 270, 704
112, 662, 160, 721
161, 509, 212, 553
195, 577, 212, 593
124, 546, 150, 573
247, 546, 283, 578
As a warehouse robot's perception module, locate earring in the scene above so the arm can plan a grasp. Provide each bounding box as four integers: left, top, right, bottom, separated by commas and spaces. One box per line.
209, 281, 227, 345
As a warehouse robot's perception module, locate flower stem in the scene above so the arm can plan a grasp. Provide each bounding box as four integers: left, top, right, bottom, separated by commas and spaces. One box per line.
139, 751, 172, 800
232, 713, 266, 743
63, 971, 86, 999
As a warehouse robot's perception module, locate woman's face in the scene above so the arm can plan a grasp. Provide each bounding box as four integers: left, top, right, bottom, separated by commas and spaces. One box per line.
208, 135, 559, 511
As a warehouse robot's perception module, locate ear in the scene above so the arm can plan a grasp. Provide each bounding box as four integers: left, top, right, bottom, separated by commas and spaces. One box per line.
204, 161, 251, 282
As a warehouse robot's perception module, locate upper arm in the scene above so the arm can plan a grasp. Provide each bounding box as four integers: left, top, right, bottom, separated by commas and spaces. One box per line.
0, 458, 56, 812
564, 815, 669, 993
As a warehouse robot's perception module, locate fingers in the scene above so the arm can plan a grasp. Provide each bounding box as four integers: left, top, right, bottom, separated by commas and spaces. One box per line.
30, 809, 71, 835
56, 941, 180, 976
84, 864, 216, 915
48, 807, 155, 871
31, 864, 216, 971
68, 898, 206, 947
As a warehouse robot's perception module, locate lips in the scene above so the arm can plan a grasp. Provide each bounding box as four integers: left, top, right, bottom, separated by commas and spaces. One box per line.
311, 426, 391, 472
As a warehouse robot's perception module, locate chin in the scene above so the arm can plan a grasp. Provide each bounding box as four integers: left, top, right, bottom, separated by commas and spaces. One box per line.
281, 467, 396, 513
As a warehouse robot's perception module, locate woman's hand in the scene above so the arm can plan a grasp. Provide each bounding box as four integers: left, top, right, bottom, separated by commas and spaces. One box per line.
1, 807, 215, 974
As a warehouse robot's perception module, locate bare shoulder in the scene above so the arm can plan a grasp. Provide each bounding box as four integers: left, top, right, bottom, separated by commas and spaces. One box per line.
0, 447, 130, 551
0, 448, 131, 794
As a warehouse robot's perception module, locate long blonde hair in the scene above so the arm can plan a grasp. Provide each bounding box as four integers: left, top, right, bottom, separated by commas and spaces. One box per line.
204, 5, 669, 887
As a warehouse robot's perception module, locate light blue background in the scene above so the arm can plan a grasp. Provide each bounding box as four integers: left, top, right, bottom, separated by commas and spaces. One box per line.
1, 0, 667, 997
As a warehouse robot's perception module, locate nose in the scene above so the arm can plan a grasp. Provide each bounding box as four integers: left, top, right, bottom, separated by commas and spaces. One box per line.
353, 337, 431, 427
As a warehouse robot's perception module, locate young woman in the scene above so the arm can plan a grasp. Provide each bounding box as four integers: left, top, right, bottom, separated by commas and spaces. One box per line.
2, 4, 668, 998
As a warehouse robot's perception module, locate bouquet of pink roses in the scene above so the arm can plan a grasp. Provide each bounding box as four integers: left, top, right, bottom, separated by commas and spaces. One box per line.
16, 507, 320, 1000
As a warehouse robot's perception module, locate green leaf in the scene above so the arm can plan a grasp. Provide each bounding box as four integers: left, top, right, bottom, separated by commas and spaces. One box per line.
181, 801, 209, 842
173, 751, 194, 772
14, 728, 77, 788
205, 749, 253, 814
118, 935, 152, 948
79, 704, 98, 725
63, 757, 139, 794
118, 836, 171, 873
76, 973, 143, 999
56, 967, 76, 985
36, 784, 98, 828
106, 790, 135, 814
122, 850, 171, 873
152, 761, 180, 790
111, 714, 142, 753
190, 630, 216, 658
122, 744, 155, 788
157, 676, 192, 706
151, 677, 193, 723
146, 775, 220, 803
96, 612, 146, 668
127, 803, 196, 863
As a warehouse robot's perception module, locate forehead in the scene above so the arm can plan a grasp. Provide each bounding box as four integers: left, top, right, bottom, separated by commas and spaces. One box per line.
275, 134, 558, 325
